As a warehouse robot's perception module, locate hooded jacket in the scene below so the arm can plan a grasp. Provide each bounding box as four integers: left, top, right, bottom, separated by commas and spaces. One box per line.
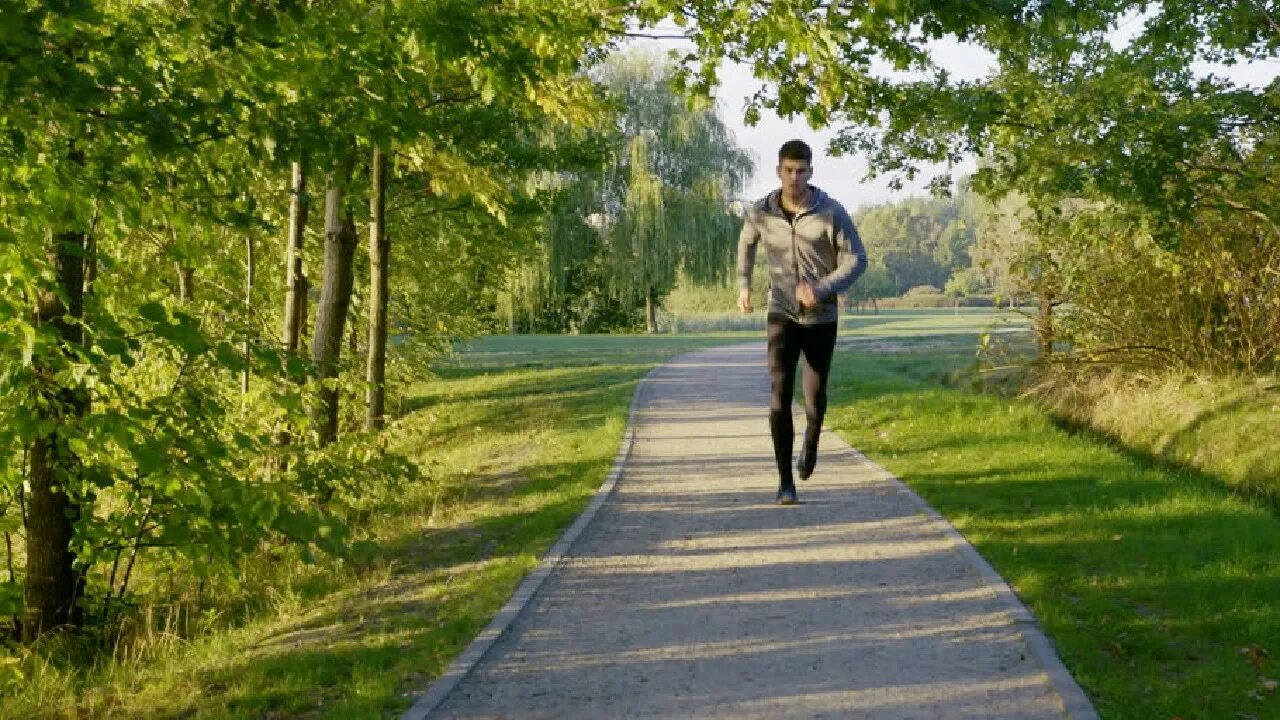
737, 186, 868, 325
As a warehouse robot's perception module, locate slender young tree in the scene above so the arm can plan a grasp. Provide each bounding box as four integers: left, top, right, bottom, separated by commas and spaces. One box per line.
366, 146, 390, 430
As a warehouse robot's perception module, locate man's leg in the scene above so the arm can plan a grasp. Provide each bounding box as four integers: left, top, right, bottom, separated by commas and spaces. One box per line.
797, 321, 838, 479
766, 315, 801, 498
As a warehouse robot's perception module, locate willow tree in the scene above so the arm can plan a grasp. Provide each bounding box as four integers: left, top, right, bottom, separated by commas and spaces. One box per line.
509, 50, 753, 333
604, 53, 753, 332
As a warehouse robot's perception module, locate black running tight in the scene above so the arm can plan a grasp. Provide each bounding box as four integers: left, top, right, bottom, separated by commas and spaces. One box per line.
766, 315, 838, 485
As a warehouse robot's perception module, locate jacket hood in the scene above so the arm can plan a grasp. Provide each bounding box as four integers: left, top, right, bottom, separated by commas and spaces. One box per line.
764, 186, 829, 216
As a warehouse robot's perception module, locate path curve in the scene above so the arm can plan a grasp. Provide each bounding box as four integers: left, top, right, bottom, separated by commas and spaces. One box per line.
403, 342, 1097, 720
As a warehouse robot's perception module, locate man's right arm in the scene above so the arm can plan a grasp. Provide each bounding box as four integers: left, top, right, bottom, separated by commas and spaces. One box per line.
736, 214, 760, 313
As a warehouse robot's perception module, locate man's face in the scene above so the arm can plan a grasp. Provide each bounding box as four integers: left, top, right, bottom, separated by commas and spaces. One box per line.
777, 158, 813, 198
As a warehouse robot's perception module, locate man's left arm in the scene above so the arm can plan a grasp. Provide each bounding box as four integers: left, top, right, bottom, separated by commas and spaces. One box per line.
813, 206, 868, 300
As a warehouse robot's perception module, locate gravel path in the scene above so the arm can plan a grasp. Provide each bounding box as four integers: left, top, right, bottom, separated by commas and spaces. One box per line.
407, 343, 1095, 719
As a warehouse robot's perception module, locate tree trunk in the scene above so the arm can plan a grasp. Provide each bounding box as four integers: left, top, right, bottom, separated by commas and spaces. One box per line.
282, 160, 309, 353
310, 178, 358, 446
276, 161, 309, 454
23, 230, 88, 642
645, 286, 658, 333
296, 275, 309, 349
1036, 287, 1055, 361
366, 146, 389, 431
175, 263, 195, 302
242, 235, 255, 394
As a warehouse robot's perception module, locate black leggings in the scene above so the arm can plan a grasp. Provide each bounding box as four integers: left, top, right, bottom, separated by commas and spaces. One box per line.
766, 315, 838, 484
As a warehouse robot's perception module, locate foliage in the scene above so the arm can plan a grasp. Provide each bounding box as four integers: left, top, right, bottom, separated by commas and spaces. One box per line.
503, 50, 753, 333
852, 189, 980, 296
0, 0, 631, 653
1052, 201, 1280, 373
944, 267, 988, 298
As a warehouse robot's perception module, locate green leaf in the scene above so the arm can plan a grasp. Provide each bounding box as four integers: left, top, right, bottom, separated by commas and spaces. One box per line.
215, 341, 246, 371
132, 443, 166, 476
139, 302, 167, 323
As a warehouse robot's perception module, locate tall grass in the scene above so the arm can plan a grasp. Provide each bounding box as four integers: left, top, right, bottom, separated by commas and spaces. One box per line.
1029, 368, 1280, 504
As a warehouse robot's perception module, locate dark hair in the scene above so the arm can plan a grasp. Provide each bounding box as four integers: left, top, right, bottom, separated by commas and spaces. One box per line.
778, 139, 812, 164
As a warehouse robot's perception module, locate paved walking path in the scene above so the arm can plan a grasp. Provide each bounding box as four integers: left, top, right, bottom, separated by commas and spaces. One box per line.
407, 343, 1096, 719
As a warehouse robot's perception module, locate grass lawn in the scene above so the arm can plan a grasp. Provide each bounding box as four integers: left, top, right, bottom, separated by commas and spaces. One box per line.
824, 337, 1280, 720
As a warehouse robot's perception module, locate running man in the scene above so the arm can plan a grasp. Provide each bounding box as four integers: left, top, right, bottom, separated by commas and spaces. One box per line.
736, 139, 867, 505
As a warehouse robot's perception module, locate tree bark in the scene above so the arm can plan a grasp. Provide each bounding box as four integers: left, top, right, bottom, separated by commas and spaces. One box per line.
175, 263, 195, 302
366, 146, 389, 431
296, 275, 309, 349
282, 160, 309, 353
645, 286, 658, 333
310, 177, 358, 446
1036, 287, 1056, 361
23, 229, 88, 642
276, 161, 309, 454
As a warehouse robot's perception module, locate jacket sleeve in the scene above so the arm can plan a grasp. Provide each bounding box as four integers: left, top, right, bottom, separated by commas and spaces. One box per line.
736, 213, 761, 291
813, 205, 867, 300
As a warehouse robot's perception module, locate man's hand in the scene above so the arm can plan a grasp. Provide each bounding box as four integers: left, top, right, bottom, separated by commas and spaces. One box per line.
738, 288, 753, 314
796, 282, 820, 309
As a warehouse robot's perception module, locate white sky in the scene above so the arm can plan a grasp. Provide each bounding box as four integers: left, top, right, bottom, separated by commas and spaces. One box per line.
623, 12, 1280, 213
709, 38, 994, 212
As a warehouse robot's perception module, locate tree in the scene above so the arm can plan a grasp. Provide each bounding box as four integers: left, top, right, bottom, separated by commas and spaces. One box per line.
0, 0, 633, 643
507, 50, 753, 333
844, 264, 896, 313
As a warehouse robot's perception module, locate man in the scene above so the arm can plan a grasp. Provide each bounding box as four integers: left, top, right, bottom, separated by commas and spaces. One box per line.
736, 139, 867, 505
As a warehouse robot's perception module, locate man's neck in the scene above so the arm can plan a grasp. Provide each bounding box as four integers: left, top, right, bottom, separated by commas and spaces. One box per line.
779, 187, 811, 213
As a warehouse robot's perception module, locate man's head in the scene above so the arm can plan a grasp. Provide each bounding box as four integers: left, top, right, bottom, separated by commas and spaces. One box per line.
776, 140, 813, 201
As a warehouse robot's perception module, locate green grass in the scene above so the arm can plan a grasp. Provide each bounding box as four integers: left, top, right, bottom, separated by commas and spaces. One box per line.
440, 331, 754, 369
672, 306, 1027, 335
824, 339, 1280, 720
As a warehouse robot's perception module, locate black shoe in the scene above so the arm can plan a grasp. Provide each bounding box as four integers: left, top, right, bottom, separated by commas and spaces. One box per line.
796, 447, 816, 480
776, 483, 798, 505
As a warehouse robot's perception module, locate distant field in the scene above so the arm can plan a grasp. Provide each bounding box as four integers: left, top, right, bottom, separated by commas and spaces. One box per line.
444, 308, 1029, 370
664, 306, 1031, 335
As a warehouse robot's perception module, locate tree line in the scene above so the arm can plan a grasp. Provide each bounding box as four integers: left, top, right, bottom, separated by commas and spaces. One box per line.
0, 1, 729, 644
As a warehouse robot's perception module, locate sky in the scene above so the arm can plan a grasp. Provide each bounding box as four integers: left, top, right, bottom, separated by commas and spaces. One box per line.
623, 13, 1280, 214
709, 39, 992, 212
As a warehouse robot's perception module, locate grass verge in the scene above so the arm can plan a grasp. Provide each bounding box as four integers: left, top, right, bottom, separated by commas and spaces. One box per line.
4, 336, 743, 719
1029, 369, 1280, 505
824, 340, 1280, 720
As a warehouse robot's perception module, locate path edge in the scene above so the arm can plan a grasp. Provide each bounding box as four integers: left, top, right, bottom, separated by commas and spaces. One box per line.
846, 446, 1101, 720
398, 366, 657, 720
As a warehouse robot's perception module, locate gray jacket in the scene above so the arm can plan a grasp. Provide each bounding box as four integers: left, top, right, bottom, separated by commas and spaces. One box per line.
737, 186, 867, 324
